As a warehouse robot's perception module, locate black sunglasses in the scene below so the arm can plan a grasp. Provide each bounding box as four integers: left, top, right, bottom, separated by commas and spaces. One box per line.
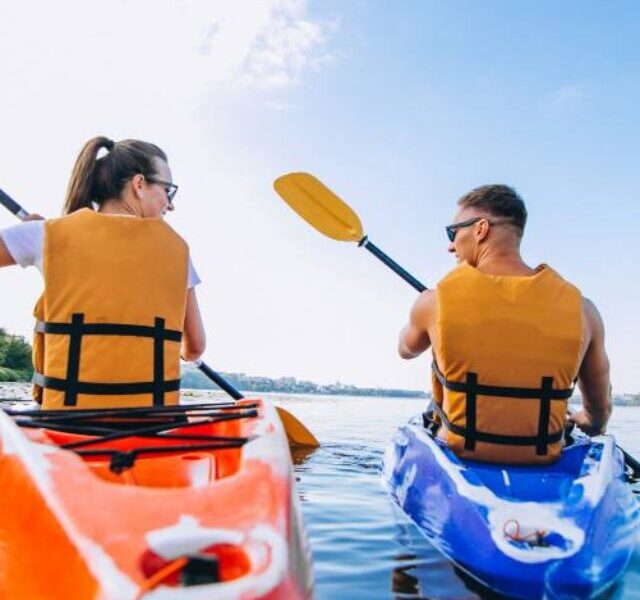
146, 176, 178, 203
445, 217, 483, 242
445, 216, 514, 242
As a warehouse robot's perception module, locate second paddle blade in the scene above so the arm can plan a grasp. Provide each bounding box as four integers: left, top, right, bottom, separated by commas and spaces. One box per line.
276, 406, 320, 448
274, 172, 364, 242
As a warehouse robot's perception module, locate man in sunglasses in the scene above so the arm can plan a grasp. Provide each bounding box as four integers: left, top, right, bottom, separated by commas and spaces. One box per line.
398, 185, 611, 465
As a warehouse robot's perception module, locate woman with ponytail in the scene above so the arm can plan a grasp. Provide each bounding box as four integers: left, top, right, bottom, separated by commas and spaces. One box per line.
0, 136, 206, 410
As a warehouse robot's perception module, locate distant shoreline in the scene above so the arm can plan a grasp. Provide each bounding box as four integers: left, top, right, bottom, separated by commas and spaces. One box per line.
180, 366, 430, 398
1, 378, 638, 404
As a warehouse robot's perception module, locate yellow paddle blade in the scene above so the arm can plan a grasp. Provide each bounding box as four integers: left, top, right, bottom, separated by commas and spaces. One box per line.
274, 172, 364, 242
276, 406, 320, 448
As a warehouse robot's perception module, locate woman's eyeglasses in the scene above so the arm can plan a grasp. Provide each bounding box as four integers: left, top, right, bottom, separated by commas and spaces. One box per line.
146, 177, 178, 203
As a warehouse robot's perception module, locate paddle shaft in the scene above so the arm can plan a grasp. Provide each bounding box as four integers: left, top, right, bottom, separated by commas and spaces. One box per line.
359, 236, 427, 292
0, 187, 29, 221
620, 447, 640, 477
195, 360, 244, 401
195, 359, 320, 447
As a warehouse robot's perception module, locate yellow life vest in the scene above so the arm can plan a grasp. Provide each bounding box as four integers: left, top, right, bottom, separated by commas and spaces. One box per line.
32, 209, 189, 410
431, 262, 583, 464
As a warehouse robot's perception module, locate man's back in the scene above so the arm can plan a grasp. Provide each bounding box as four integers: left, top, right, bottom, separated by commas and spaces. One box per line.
398, 184, 611, 463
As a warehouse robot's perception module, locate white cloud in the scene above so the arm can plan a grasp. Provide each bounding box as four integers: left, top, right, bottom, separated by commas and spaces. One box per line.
264, 100, 297, 111
545, 84, 586, 111
240, 9, 336, 88
0, 1, 334, 108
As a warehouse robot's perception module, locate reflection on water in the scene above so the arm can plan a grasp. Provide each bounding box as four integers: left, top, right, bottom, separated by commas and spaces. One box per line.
291, 445, 317, 467
273, 395, 640, 600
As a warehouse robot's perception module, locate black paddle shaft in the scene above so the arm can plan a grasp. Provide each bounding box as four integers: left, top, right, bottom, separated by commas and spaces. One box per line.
196, 361, 244, 401
621, 447, 640, 478
0, 187, 28, 220
358, 236, 427, 293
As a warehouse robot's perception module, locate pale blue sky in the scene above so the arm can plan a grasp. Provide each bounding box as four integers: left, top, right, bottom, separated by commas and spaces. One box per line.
0, 1, 638, 391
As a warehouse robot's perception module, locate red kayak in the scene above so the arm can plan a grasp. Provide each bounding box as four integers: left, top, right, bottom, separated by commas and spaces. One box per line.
0, 398, 313, 599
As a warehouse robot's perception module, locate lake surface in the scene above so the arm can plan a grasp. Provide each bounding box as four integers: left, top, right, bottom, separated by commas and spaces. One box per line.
271, 395, 640, 600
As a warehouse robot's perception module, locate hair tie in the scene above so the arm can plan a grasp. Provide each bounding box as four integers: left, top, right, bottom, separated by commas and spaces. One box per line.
104, 138, 115, 151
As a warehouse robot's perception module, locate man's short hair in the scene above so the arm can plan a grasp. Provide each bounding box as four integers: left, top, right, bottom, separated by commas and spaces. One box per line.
457, 185, 527, 235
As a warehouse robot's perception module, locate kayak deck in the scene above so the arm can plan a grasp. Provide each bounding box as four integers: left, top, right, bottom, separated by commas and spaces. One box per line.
467, 443, 592, 503
383, 416, 640, 599
29, 404, 254, 487
0, 399, 313, 600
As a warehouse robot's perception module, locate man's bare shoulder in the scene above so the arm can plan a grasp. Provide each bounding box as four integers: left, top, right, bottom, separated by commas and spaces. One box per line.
399, 290, 436, 359
581, 296, 605, 335
410, 289, 437, 324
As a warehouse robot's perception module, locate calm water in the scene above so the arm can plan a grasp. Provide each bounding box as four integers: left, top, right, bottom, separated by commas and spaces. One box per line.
270, 395, 640, 600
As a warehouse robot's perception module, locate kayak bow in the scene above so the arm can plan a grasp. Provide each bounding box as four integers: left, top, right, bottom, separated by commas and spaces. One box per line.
383, 416, 640, 599
0, 398, 314, 600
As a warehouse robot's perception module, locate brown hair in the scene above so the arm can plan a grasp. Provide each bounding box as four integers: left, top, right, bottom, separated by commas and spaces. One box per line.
457, 184, 527, 235
63, 137, 168, 214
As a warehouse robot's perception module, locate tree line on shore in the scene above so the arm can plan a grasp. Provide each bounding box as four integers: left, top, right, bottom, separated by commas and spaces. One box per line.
181, 365, 428, 398
0, 329, 33, 382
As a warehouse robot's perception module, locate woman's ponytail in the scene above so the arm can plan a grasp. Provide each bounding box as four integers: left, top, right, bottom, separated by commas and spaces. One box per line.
63, 136, 114, 215
63, 136, 167, 215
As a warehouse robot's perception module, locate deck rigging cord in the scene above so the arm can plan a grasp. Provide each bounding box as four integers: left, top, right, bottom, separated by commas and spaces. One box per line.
4, 401, 258, 473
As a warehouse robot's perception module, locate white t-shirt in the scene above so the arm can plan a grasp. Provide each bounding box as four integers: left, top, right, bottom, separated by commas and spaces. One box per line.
0, 220, 201, 288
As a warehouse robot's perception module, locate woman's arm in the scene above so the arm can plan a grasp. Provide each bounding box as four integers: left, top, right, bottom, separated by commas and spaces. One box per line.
181, 287, 206, 361
0, 236, 17, 267
0, 215, 45, 269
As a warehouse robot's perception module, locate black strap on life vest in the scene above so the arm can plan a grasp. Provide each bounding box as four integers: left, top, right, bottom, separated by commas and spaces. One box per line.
34, 314, 182, 407
432, 362, 573, 455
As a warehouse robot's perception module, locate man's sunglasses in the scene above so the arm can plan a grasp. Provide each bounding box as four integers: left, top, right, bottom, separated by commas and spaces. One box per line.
146, 177, 178, 203
445, 217, 483, 242
445, 216, 513, 242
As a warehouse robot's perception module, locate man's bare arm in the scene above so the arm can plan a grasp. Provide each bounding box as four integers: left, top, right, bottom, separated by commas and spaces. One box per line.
398, 290, 435, 359
570, 298, 612, 435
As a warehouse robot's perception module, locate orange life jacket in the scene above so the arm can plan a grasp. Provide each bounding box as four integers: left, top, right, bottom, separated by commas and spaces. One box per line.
431, 262, 583, 464
32, 209, 188, 410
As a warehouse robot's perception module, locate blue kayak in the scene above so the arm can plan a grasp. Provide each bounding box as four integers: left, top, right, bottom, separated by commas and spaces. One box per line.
383, 416, 640, 599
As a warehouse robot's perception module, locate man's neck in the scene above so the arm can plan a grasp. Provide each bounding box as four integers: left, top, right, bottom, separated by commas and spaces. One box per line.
473, 246, 536, 276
